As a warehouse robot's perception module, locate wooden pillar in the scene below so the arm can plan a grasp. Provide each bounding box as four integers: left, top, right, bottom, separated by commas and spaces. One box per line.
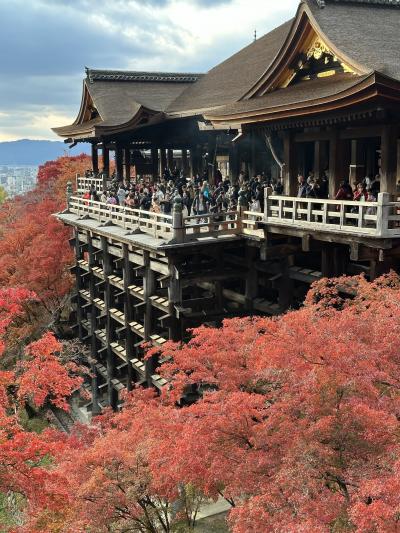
278, 255, 294, 310
167, 149, 174, 171
329, 131, 346, 199
190, 145, 202, 177
87, 231, 101, 415
245, 246, 258, 311
283, 131, 297, 196
249, 131, 257, 177
397, 139, 400, 194
229, 144, 240, 183
181, 149, 189, 176
349, 139, 365, 187
91, 144, 99, 174
314, 140, 328, 180
380, 125, 398, 197
151, 148, 159, 180
143, 251, 156, 385
321, 246, 335, 278
102, 146, 110, 177
115, 144, 124, 180
74, 229, 84, 342
160, 148, 167, 175
101, 236, 117, 409
123, 147, 131, 182
122, 244, 134, 390
168, 257, 182, 342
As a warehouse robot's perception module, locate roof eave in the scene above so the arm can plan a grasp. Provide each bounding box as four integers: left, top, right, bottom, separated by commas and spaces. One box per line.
207, 72, 400, 125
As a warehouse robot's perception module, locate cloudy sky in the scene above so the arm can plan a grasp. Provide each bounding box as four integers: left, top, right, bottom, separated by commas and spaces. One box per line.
0, 0, 299, 141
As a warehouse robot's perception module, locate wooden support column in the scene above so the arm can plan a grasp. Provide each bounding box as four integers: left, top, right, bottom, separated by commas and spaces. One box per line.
151, 148, 159, 180
102, 146, 110, 177
249, 131, 257, 177
74, 229, 84, 342
283, 131, 297, 196
278, 255, 294, 311
349, 139, 365, 187
397, 139, 400, 192
321, 245, 335, 278
167, 149, 174, 171
314, 140, 328, 180
91, 144, 99, 174
181, 149, 189, 176
190, 145, 202, 177
123, 244, 134, 390
123, 147, 131, 182
245, 246, 258, 311
101, 236, 117, 409
87, 231, 101, 415
160, 149, 167, 175
329, 131, 346, 199
115, 144, 124, 180
380, 125, 398, 197
143, 251, 156, 386
229, 144, 240, 183
168, 257, 182, 342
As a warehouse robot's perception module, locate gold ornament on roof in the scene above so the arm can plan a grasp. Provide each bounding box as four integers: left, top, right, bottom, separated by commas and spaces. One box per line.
307, 39, 329, 60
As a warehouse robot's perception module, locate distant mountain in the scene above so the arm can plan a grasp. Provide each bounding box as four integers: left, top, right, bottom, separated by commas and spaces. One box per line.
0, 139, 91, 166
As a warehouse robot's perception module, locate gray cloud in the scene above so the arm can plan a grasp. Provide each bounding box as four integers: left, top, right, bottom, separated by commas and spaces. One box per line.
0, 0, 297, 140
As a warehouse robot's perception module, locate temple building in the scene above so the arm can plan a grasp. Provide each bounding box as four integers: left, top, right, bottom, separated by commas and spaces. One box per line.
54, 0, 400, 413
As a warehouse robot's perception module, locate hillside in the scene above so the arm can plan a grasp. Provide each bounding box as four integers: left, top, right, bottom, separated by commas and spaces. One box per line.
0, 139, 90, 166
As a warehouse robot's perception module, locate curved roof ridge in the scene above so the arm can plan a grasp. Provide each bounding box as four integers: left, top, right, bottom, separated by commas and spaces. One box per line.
85, 68, 203, 84
314, 0, 400, 6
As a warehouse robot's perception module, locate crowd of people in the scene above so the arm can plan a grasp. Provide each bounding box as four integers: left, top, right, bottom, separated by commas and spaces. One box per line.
82, 167, 285, 217
82, 167, 382, 221
296, 171, 380, 203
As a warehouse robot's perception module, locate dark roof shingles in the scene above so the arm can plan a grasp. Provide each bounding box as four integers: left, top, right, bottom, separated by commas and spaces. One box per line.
167, 19, 293, 114
308, 0, 400, 81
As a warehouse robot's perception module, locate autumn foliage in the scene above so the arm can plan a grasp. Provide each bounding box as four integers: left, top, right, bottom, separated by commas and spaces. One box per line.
1, 155, 400, 532
15, 272, 400, 533
0, 155, 90, 322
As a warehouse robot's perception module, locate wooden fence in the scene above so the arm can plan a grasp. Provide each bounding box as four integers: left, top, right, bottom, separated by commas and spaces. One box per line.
66, 188, 400, 242
264, 191, 400, 238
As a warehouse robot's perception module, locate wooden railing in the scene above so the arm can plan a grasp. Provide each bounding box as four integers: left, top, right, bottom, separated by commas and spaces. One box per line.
65, 190, 400, 242
183, 211, 241, 240
68, 196, 244, 243
265, 192, 400, 238
69, 197, 173, 240
76, 175, 106, 194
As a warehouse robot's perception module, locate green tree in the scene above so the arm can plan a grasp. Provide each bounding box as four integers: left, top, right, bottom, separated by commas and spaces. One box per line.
0, 186, 7, 205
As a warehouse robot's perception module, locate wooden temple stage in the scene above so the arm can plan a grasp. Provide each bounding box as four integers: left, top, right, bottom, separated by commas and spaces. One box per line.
54, 0, 400, 412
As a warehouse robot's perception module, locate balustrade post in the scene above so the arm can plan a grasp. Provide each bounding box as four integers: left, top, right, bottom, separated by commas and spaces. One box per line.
264, 186, 272, 221
66, 181, 73, 212
236, 204, 244, 233
376, 192, 390, 237
172, 196, 185, 243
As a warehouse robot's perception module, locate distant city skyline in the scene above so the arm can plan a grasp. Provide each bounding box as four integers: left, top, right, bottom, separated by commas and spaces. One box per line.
0, 0, 298, 142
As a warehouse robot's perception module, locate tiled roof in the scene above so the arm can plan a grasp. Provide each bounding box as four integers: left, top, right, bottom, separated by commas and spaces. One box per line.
307, 0, 400, 81
86, 69, 203, 84
167, 20, 293, 115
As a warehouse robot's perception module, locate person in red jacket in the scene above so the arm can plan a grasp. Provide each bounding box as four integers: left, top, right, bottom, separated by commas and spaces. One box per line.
335, 180, 353, 201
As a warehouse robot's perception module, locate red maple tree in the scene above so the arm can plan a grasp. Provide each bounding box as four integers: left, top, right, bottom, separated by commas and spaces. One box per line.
21, 274, 400, 533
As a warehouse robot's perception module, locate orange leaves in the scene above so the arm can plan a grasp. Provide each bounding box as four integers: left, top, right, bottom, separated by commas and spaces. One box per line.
0, 154, 90, 318
17, 333, 84, 411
